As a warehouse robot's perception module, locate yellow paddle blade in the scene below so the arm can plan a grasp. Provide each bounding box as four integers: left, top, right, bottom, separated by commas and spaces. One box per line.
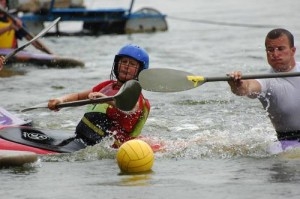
187, 76, 206, 87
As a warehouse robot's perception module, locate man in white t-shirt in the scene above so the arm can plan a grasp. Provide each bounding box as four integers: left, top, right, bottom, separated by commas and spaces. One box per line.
227, 28, 300, 141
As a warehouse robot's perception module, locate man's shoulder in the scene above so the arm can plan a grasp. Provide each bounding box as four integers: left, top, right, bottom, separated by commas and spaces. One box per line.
296, 62, 300, 67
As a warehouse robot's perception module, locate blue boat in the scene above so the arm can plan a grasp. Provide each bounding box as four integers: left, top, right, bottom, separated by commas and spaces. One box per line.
14, 0, 168, 36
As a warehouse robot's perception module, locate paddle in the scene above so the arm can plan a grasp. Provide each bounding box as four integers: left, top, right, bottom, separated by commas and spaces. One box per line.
138, 68, 300, 92
0, 107, 30, 127
0, 7, 54, 54
4, 17, 60, 62
21, 80, 142, 112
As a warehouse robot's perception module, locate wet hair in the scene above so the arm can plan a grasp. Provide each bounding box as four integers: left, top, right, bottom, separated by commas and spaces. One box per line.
265, 28, 294, 47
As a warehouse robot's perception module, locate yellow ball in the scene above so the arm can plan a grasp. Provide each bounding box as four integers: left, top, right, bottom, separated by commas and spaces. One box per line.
116, 139, 154, 173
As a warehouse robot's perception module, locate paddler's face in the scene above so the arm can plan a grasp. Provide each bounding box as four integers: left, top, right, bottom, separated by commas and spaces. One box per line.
117, 57, 140, 81
265, 35, 296, 72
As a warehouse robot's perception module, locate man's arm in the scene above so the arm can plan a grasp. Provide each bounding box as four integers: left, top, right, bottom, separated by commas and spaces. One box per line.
227, 71, 262, 98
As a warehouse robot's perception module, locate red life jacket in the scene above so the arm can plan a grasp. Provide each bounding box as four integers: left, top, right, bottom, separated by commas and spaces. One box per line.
79, 80, 150, 147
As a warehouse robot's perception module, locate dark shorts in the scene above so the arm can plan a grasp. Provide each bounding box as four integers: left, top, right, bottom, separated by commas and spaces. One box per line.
75, 112, 112, 146
277, 130, 300, 141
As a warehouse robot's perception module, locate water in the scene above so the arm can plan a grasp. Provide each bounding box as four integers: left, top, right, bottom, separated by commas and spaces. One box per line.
1, 0, 300, 198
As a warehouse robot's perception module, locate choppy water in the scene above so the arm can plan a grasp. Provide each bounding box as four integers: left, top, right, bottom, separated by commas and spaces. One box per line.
1, 0, 300, 198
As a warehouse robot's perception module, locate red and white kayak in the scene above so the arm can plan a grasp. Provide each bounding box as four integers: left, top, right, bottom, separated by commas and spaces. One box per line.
0, 107, 163, 155
0, 107, 40, 167
0, 126, 86, 154
0, 107, 84, 155
0, 125, 163, 155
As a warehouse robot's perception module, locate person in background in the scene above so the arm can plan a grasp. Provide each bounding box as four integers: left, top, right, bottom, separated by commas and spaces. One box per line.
0, 0, 25, 49
0, 0, 48, 53
227, 28, 299, 143
48, 44, 151, 148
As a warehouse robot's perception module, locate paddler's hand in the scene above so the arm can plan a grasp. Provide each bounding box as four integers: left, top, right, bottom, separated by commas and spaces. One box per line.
11, 18, 23, 31
88, 92, 107, 99
0, 55, 4, 71
48, 98, 63, 111
227, 71, 243, 87
227, 71, 248, 96
88, 92, 116, 106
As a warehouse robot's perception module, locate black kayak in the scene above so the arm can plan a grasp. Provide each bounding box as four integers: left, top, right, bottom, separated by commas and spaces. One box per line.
0, 126, 86, 154
0, 48, 84, 68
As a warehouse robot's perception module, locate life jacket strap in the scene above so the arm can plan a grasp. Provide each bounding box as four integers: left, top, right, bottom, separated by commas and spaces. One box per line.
82, 116, 105, 136
75, 112, 111, 145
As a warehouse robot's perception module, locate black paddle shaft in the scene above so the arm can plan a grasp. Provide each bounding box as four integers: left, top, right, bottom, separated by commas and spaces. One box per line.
204, 72, 300, 82
21, 80, 142, 112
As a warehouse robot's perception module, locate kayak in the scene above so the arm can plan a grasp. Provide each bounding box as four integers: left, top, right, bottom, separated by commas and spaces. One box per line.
0, 126, 86, 154
0, 107, 40, 166
0, 107, 162, 154
1, 107, 76, 155
268, 139, 300, 155
0, 104, 163, 167
0, 125, 165, 154
0, 48, 84, 68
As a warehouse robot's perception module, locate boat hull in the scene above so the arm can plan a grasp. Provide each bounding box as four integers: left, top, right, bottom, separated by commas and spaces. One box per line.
125, 8, 168, 34
0, 107, 163, 154
0, 126, 86, 154
20, 6, 167, 36
0, 48, 84, 68
268, 140, 300, 154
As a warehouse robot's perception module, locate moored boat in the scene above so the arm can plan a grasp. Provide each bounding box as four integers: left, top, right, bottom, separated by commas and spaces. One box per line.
13, 0, 168, 36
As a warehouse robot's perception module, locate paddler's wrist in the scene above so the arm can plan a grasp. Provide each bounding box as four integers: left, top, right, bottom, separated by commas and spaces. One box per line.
6, 24, 13, 31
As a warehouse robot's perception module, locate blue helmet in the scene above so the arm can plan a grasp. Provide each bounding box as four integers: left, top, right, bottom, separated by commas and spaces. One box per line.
112, 44, 149, 81
114, 44, 149, 70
